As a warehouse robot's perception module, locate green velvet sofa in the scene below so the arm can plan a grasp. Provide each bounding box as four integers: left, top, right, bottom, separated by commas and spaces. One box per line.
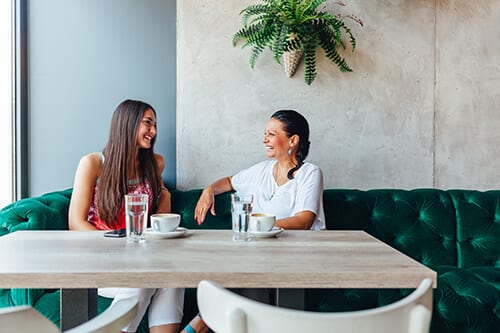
0, 188, 499, 332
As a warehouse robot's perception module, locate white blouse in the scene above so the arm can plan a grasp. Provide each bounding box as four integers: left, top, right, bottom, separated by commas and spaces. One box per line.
231, 160, 325, 230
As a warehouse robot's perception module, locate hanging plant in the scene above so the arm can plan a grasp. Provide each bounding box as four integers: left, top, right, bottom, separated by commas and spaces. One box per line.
232, 0, 363, 85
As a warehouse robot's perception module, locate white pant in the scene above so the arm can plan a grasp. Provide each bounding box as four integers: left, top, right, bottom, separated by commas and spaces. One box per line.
98, 288, 185, 332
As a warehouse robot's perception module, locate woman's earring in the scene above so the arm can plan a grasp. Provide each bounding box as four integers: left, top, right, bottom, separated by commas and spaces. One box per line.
288, 148, 292, 155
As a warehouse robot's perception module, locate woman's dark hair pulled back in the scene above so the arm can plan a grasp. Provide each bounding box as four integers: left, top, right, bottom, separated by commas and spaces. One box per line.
271, 110, 310, 179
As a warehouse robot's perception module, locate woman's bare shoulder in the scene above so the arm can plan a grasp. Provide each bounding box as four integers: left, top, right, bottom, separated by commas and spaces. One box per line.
77, 152, 103, 178
154, 153, 165, 168
80, 152, 102, 165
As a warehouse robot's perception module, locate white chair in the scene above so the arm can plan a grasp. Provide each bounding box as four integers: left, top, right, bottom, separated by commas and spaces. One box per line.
197, 279, 433, 333
0, 297, 138, 333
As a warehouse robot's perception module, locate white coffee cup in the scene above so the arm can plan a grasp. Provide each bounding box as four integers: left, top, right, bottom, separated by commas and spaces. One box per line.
248, 213, 276, 232
151, 213, 181, 233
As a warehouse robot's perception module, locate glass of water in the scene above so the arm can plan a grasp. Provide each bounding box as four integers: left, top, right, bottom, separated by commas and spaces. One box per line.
231, 193, 253, 241
125, 194, 149, 243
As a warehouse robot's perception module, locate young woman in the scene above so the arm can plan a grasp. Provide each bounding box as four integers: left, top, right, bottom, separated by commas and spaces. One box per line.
183, 110, 325, 333
68, 99, 184, 333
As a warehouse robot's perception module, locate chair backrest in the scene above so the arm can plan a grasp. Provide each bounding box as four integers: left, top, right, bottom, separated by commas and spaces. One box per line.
0, 297, 138, 333
197, 279, 433, 333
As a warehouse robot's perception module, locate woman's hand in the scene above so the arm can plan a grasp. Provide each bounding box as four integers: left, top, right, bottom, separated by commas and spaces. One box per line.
194, 177, 233, 225
194, 187, 215, 225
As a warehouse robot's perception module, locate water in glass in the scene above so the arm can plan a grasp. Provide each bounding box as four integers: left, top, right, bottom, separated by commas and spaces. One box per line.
125, 194, 149, 243
231, 193, 253, 241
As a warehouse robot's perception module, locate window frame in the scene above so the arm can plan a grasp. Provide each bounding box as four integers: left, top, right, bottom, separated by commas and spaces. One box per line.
13, 0, 28, 200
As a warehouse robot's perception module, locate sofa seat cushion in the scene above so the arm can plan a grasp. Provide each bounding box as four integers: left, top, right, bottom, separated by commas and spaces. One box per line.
431, 265, 500, 332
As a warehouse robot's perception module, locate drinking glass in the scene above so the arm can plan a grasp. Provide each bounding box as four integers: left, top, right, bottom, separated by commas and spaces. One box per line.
231, 193, 253, 241
125, 194, 149, 243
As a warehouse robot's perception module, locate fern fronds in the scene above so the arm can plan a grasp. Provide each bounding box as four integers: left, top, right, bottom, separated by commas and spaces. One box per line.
326, 16, 355, 50
248, 14, 270, 26
309, 0, 329, 13
240, 4, 272, 25
319, 28, 352, 72
243, 23, 277, 49
343, 24, 356, 51
233, 22, 266, 46
345, 14, 364, 27
283, 34, 303, 52
249, 43, 266, 68
303, 37, 319, 85
233, 0, 362, 84
270, 23, 289, 63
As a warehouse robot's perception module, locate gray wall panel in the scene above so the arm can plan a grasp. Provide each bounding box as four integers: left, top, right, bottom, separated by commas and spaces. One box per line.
28, 0, 176, 196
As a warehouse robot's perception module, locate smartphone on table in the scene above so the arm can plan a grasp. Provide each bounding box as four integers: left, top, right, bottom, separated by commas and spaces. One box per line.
104, 228, 126, 238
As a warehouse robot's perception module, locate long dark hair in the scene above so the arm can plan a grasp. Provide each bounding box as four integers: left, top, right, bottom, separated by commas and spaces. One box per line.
97, 99, 162, 228
271, 110, 310, 179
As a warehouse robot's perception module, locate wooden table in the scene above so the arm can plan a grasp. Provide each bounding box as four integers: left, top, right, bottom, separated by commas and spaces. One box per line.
0, 230, 436, 329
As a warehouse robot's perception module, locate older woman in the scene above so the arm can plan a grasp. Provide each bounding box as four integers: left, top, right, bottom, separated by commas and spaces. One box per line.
183, 109, 325, 333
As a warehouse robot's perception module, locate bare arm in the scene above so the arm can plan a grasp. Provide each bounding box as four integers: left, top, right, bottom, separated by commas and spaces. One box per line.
276, 164, 323, 230
194, 176, 233, 225
275, 211, 316, 230
154, 154, 171, 213
68, 153, 101, 230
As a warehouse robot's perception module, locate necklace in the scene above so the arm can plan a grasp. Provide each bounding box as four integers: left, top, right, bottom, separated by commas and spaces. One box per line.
273, 163, 289, 186
267, 163, 288, 201
267, 186, 276, 201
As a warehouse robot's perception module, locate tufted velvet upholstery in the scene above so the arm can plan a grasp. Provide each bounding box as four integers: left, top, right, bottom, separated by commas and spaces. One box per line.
323, 189, 459, 267
449, 190, 500, 268
311, 189, 500, 333
171, 189, 232, 230
0, 188, 498, 333
0, 189, 72, 236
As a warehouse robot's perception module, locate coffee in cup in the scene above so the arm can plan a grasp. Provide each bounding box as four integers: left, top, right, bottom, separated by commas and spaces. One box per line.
151, 213, 181, 233
248, 213, 275, 232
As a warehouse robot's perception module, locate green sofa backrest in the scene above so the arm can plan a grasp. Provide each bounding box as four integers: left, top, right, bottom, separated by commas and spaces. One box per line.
0, 189, 72, 236
323, 189, 499, 269
323, 189, 458, 267
170, 189, 232, 230
448, 190, 500, 268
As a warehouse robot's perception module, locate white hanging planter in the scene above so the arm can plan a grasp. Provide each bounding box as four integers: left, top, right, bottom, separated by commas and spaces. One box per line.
282, 49, 303, 78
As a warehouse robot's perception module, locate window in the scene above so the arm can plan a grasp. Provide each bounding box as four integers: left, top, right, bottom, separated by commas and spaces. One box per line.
0, 0, 14, 207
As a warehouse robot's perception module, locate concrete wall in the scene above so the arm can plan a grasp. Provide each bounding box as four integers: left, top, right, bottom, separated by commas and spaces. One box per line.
177, 0, 500, 190
28, 0, 176, 196
435, 1, 500, 188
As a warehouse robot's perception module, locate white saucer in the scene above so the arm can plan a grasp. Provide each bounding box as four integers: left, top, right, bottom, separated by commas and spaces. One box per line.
146, 227, 188, 239
248, 227, 284, 238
